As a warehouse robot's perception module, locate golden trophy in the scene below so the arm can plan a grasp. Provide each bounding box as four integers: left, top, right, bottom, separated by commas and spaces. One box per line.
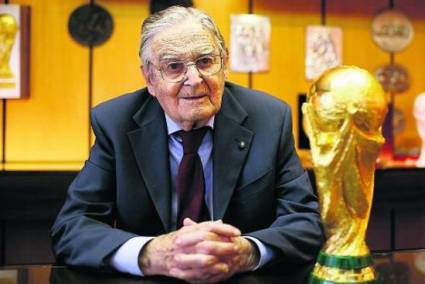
303, 66, 388, 283
0, 13, 18, 79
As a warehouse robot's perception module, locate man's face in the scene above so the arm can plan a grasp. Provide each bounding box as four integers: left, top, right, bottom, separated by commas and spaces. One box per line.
143, 22, 226, 129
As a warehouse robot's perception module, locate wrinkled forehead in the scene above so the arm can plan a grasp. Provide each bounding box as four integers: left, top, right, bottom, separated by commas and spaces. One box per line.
151, 22, 218, 62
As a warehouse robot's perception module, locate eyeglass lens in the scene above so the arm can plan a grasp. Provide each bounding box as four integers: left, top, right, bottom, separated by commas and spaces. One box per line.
160, 55, 222, 82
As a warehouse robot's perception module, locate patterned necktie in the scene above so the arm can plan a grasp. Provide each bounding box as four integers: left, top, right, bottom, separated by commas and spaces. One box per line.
176, 127, 210, 228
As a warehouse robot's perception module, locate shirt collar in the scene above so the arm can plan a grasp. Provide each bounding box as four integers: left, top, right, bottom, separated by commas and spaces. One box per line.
165, 114, 215, 135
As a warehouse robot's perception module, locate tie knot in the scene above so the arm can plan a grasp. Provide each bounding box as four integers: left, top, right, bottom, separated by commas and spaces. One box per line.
180, 127, 208, 154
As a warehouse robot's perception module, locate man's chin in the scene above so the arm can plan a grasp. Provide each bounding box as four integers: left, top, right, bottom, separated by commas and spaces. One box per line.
181, 110, 216, 125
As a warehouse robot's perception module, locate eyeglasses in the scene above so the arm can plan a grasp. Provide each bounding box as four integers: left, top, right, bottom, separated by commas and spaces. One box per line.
149, 54, 223, 83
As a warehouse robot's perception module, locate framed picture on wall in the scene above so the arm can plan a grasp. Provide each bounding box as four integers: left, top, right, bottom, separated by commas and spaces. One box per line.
230, 14, 270, 73
0, 4, 30, 99
305, 25, 342, 81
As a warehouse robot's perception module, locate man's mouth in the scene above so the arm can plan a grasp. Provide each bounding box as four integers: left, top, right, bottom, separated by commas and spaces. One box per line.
181, 94, 207, 100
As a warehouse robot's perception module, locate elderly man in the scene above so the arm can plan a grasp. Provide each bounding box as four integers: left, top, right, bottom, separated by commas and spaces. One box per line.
52, 6, 323, 283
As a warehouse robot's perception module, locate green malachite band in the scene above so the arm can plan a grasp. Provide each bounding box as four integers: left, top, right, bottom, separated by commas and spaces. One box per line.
316, 251, 374, 269
309, 275, 381, 284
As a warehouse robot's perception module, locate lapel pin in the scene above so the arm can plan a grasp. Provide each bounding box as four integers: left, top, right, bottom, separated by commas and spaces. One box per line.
238, 140, 246, 150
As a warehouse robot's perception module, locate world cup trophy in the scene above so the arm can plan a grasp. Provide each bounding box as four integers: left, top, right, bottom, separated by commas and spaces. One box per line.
0, 13, 18, 79
303, 66, 388, 283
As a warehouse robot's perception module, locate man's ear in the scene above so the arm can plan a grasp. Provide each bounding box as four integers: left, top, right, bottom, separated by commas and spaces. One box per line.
223, 49, 229, 66
222, 52, 229, 79
141, 64, 156, 96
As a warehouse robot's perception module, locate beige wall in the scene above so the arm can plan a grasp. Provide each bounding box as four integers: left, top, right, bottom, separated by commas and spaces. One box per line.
1, 0, 424, 170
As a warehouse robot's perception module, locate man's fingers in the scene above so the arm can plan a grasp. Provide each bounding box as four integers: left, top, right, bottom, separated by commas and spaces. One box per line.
195, 240, 237, 256
173, 253, 218, 269
182, 219, 233, 235
175, 230, 230, 247
170, 262, 230, 283
183, 218, 197, 226
177, 222, 240, 244
205, 222, 241, 237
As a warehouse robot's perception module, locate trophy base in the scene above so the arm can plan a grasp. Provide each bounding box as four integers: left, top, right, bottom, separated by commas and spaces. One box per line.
309, 251, 381, 283
309, 274, 381, 284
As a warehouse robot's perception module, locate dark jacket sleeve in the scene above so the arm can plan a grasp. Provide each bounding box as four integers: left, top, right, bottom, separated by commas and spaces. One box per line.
246, 105, 324, 270
51, 110, 138, 269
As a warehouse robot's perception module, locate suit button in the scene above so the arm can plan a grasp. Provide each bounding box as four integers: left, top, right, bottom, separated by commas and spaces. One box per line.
238, 141, 246, 150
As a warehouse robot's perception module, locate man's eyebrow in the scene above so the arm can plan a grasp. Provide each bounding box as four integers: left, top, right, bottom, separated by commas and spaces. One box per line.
158, 47, 218, 61
159, 53, 185, 61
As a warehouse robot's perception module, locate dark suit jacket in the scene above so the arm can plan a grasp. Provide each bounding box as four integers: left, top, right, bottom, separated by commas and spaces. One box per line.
51, 82, 323, 271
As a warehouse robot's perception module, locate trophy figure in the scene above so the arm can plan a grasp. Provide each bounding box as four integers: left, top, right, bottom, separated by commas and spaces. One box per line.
0, 13, 18, 79
414, 93, 425, 167
302, 66, 388, 283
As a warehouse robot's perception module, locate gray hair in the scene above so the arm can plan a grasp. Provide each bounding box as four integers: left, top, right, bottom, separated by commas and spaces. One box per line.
139, 6, 227, 66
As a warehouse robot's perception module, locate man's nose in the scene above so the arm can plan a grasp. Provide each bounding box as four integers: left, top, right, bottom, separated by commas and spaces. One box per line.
184, 64, 203, 85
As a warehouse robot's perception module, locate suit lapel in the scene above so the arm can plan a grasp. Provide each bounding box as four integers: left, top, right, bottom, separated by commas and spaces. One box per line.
213, 87, 253, 220
128, 96, 171, 232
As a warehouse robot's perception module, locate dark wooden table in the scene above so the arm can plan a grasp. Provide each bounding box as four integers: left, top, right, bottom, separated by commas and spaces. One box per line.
1, 264, 313, 284
1, 250, 424, 284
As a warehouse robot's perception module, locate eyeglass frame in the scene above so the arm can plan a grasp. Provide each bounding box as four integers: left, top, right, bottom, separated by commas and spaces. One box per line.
147, 53, 224, 83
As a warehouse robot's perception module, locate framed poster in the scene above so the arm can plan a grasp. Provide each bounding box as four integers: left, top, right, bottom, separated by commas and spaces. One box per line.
0, 4, 30, 99
230, 14, 270, 73
305, 25, 342, 81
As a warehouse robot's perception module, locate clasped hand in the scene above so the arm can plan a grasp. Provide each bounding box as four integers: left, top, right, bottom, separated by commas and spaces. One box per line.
139, 218, 259, 283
